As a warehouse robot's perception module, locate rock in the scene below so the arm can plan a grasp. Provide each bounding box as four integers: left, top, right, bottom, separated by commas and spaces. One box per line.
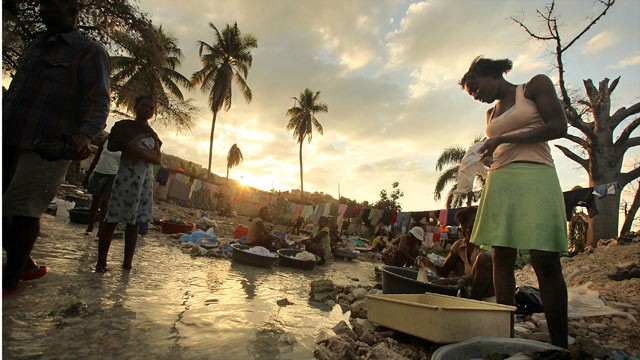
364, 341, 409, 360
310, 279, 336, 302
332, 321, 357, 340
276, 298, 294, 307
355, 318, 377, 332
359, 330, 376, 346
314, 335, 357, 360
350, 300, 367, 319
352, 287, 368, 301
324, 300, 336, 307
315, 329, 336, 344
368, 289, 382, 295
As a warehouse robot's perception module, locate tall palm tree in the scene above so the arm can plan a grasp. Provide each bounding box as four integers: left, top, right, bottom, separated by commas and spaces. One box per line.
110, 25, 193, 129
226, 143, 244, 186
286, 89, 328, 199
191, 22, 257, 177
434, 136, 485, 208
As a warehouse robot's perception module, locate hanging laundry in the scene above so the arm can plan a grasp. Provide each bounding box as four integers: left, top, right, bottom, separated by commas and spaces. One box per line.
438, 209, 448, 226
338, 204, 347, 216
322, 202, 331, 217
592, 182, 621, 199
395, 212, 411, 235
563, 188, 598, 220
447, 208, 462, 226
344, 205, 355, 218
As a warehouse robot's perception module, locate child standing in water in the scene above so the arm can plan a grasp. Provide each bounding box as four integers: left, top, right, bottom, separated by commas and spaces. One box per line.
95, 95, 162, 272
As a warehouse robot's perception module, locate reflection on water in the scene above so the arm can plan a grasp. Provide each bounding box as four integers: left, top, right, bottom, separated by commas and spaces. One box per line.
3, 216, 379, 359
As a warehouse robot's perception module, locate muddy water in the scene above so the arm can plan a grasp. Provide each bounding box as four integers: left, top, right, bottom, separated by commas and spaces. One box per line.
3, 215, 379, 360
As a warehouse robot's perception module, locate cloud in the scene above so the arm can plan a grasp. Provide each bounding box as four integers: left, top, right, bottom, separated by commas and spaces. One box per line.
582, 30, 620, 55
126, 0, 640, 212
611, 53, 640, 69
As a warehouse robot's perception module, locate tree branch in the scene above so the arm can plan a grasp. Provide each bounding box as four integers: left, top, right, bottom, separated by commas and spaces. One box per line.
510, 17, 555, 40
615, 117, 640, 148
611, 101, 640, 128
565, 133, 589, 149
555, 144, 588, 171
561, 0, 615, 52
626, 137, 640, 149
619, 166, 640, 188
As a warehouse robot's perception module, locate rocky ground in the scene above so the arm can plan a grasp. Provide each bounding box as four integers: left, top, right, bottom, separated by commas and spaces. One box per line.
55, 186, 640, 359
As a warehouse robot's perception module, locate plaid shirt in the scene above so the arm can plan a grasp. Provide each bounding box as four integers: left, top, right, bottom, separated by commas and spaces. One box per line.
3, 29, 110, 150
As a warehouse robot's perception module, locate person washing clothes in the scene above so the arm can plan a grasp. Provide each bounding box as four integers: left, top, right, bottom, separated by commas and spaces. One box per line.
416, 207, 494, 301
382, 226, 423, 267
459, 56, 568, 348
304, 216, 331, 265
247, 206, 286, 251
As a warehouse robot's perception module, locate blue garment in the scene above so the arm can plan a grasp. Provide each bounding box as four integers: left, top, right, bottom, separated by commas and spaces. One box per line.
3, 30, 110, 150
155, 167, 170, 185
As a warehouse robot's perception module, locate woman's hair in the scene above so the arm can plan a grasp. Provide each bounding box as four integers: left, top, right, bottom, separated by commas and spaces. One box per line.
455, 206, 478, 226
459, 56, 513, 88
134, 95, 155, 107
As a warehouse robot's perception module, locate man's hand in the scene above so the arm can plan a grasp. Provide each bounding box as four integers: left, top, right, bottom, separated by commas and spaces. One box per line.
478, 137, 501, 167
71, 133, 92, 160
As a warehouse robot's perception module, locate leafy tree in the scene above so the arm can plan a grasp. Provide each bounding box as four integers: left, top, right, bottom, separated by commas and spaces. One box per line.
3, 0, 151, 75
110, 25, 194, 130
2, 0, 196, 130
373, 182, 404, 212
513, 0, 640, 246
226, 143, 244, 186
286, 89, 328, 200
191, 22, 257, 176
434, 136, 485, 208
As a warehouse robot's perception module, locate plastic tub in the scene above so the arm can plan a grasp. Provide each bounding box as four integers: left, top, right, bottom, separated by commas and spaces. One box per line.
430, 337, 566, 360
231, 243, 278, 268
160, 220, 194, 234
68, 207, 98, 224
277, 249, 319, 270
333, 248, 358, 260
366, 293, 516, 344
381, 266, 458, 296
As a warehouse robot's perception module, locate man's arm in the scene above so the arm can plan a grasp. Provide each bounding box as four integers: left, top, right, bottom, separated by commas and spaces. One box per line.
77, 44, 110, 140
82, 139, 105, 187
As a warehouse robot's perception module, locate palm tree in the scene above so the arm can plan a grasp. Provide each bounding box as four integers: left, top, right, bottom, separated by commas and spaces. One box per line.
110, 25, 193, 129
434, 136, 485, 208
286, 89, 328, 199
226, 143, 244, 186
191, 22, 257, 177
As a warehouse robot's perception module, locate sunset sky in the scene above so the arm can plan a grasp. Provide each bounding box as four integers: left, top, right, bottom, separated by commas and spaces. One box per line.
119, 0, 640, 212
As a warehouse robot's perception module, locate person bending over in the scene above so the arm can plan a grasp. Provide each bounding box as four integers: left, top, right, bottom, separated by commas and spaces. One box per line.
383, 226, 423, 267
247, 207, 284, 251
418, 207, 494, 301
304, 216, 331, 265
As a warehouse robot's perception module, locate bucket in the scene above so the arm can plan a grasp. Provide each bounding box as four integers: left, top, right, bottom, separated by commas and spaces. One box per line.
234, 225, 249, 239
431, 337, 566, 359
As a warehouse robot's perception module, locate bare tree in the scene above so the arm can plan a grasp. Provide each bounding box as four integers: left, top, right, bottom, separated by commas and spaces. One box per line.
620, 180, 640, 237
513, 0, 640, 246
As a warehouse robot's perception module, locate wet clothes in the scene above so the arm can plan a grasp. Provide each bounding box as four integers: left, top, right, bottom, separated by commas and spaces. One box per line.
563, 187, 598, 220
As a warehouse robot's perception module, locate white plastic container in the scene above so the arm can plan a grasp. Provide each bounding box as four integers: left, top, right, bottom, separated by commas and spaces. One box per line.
366, 293, 516, 344
430, 337, 566, 360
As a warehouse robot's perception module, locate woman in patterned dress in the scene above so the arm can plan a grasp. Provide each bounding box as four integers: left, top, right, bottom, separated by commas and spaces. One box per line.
95, 95, 162, 272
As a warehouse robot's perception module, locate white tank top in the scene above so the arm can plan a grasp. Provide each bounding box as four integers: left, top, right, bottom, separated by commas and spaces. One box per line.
486, 84, 555, 170
94, 139, 122, 175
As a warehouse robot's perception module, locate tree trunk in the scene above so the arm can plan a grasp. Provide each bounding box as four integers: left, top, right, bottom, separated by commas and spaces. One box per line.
620, 185, 640, 237
299, 141, 304, 200
207, 111, 218, 176
588, 193, 621, 246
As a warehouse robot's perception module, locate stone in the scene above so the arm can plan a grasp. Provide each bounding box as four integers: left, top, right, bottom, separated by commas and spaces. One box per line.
350, 300, 367, 319
352, 287, 368, 300
313, 335, 357, 360
332, 321, 357, 340
315, 329, 336, 344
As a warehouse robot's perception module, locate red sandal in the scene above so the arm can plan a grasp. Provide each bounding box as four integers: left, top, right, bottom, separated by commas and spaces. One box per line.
19, 265, 48, 281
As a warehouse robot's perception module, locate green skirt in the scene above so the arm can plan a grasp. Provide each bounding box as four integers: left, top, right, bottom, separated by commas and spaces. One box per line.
470, 162, 568, 252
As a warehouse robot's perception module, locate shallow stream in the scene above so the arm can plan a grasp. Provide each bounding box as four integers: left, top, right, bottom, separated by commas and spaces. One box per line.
3, 215, 379, 359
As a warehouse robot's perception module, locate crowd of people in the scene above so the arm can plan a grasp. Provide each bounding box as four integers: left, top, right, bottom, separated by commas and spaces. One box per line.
3, 0, 570, 350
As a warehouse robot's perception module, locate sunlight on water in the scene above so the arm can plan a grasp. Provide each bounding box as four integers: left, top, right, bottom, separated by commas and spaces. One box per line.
3, 216, 379, 359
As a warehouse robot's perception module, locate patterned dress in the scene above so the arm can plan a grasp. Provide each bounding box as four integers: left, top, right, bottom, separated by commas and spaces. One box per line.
105, 137, 155, 224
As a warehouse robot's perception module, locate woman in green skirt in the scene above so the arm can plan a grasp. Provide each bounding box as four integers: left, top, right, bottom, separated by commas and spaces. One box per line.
459, 56, 569, 348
